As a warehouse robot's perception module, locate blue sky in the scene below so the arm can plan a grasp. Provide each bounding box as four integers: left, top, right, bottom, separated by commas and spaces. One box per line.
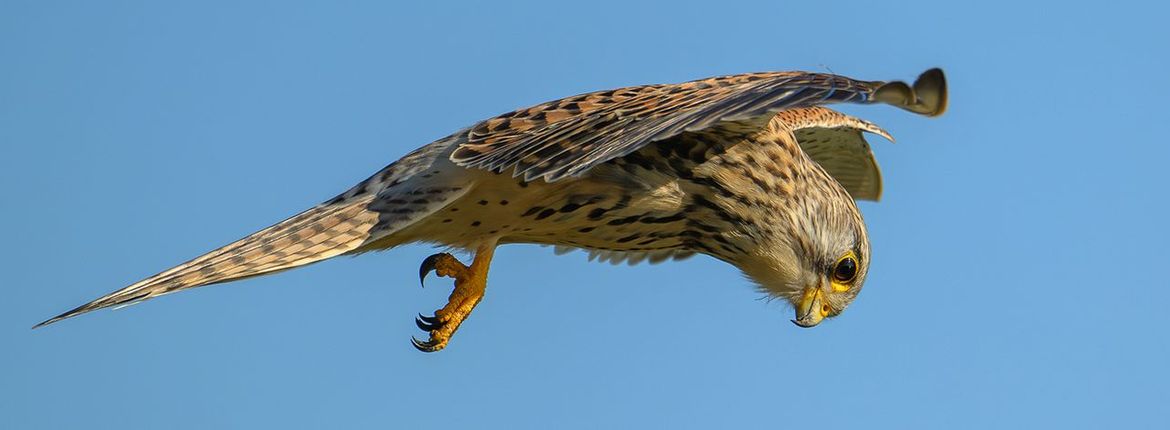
2, 1, 1167, 428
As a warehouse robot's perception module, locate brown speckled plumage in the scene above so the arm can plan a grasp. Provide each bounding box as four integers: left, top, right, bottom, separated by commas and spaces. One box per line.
37, 68, 947, 352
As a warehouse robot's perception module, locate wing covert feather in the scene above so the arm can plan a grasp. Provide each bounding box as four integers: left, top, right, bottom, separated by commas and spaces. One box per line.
452, 69, 945, 182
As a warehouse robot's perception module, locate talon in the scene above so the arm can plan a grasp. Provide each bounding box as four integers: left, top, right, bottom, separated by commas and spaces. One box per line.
411, 336, 442, 353
409, 245, 494, 353
418, 253, 448, 287
415, 314, 443, 331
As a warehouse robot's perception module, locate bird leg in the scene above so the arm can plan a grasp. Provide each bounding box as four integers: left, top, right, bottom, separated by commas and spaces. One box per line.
412, 243, 496, 352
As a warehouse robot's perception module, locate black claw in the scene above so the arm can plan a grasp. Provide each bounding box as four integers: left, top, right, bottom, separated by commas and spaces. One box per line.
411, 336, 440, 353
415, 314, 443, 332
418, 253, 447, 287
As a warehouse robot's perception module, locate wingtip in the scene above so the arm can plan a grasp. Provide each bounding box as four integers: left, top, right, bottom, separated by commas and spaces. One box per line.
32, 315, 66, 330
862, 123, 896, 143
32, 302, 99, 329
873, 68, 948, 117
914, 68, 948, 117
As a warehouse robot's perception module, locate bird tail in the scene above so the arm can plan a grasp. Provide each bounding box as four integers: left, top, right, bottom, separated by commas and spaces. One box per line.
33, 197, 380, 328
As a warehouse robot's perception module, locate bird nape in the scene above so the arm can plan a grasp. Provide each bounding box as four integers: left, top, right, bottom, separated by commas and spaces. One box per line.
37, 68, 947, 352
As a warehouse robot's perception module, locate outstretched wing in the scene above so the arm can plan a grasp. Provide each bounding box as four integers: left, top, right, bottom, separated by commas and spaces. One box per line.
34, 133, 469, 328
773, 106, 896, 201
452, 68, 946, 182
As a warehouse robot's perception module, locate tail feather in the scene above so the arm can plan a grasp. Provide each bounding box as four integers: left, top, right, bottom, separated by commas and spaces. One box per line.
34, 197, 379, 328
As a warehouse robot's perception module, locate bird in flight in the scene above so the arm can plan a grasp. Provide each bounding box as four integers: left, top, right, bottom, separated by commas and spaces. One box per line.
36, 68, 947, 352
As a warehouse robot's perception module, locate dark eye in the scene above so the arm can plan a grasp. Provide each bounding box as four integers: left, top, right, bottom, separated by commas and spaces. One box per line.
833, 256, 858, 283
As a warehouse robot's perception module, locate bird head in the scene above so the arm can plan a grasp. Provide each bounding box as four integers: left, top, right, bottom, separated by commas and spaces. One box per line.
736, 184, 871, 328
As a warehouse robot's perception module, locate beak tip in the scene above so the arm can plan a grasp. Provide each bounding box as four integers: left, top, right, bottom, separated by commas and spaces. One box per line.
794, 286, 827, 328
791, 318, 819, 328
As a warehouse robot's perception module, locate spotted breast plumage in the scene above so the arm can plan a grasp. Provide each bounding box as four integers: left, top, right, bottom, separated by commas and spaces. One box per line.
36, 68, 947, 352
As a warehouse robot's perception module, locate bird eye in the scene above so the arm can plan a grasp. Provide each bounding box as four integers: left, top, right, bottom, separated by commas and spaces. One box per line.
833, 255, 858, 283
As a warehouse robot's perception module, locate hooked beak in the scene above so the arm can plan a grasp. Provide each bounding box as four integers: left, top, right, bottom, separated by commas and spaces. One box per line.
791, 285, 829, 328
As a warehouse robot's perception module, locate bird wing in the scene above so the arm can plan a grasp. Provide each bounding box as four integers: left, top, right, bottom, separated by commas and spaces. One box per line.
35, 132, 469, 328
451, 69, 946, 182
33, 198, 385, 328
774, 106, 896, 201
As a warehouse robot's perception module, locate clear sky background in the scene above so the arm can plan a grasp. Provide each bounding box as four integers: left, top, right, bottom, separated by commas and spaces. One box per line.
2, 1, 1167, 429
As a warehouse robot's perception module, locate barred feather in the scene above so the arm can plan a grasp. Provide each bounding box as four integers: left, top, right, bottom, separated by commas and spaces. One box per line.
34, 198, 381, 328
451, 69, 946, 182
35, 133, 472, 327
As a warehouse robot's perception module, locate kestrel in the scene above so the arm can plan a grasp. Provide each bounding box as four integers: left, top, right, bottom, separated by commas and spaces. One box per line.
37, 68, 947, 352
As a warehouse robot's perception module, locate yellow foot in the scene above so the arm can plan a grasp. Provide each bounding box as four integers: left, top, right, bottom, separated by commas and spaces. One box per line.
412, 245, 495, 352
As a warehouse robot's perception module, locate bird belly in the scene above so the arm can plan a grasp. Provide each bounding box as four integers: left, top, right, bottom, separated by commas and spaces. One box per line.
399, 171, 693, 256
